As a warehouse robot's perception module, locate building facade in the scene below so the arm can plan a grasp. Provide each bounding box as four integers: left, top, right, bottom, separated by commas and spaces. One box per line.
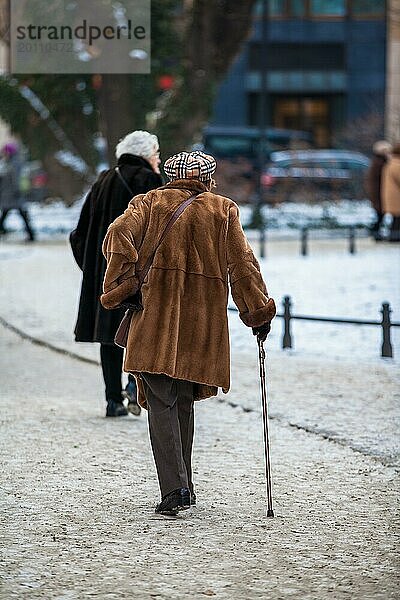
211, 0, 386, 147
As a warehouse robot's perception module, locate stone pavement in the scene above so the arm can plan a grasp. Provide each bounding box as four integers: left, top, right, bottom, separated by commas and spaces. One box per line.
1, 324, 398, 599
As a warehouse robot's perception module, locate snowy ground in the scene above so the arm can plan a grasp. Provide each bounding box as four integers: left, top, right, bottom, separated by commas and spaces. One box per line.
2, 198, 399, 363
1, 324, 399, 599
0, 197, 386, 239
0, 236, 399, 464
0, 235, 398, 362
241, 198, 386, 231
0, 217, 399, 598
233, 237, 400, 361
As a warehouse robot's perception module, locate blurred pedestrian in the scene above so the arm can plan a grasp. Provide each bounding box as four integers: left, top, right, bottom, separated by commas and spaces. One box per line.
0, 142, 35, 241
382, 142, 400, 242
367, 140, 392, 241
70, 131, 162, 417
101, 151, 276, 515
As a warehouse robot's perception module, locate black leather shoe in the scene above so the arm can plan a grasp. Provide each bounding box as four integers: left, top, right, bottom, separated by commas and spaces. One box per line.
155, 488, 191, 516
106, 400, 128, 417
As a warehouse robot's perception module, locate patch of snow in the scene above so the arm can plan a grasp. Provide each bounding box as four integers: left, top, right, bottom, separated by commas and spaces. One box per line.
229, 242, 399, 361
0, 238, 398, 363
1, 198, 383, 241
2, 197, 86, 238
240, 200, 384, 231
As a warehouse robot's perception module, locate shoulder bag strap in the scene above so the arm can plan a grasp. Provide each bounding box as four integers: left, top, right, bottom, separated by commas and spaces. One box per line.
115, 166, 134, 196
137, 193, 198, 286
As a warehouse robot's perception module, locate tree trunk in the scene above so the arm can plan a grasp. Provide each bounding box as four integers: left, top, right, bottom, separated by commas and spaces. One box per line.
96, 75, 135, 166
156, 0, 257, 158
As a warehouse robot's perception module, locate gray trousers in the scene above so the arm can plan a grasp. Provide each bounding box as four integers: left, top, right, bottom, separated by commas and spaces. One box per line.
141, 373, 195, 498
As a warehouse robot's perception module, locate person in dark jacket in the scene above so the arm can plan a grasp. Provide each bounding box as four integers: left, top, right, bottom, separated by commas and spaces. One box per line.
70, 130, 162, 417
367, 140, 392, 240
0, 142, 35, 241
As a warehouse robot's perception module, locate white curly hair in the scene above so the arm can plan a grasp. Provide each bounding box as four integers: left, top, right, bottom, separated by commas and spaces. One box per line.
115, 130, 159, 160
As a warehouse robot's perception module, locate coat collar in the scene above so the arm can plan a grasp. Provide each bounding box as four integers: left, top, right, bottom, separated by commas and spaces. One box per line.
117, 153, 152, 169
159, 179, 208, 194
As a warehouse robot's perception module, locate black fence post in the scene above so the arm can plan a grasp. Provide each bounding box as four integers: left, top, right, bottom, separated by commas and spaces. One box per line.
301, 227, 308, 256
381, 302, 393, 358
259, 226, 266, 258
282, 295, 293, 349
349, 226, 356, 254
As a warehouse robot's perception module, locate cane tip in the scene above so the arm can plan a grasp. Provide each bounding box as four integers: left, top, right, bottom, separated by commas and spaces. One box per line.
267, 509, 274, 518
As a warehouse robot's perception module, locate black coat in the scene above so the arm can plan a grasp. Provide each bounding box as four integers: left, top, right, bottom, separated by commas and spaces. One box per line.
70, 154, 162, 343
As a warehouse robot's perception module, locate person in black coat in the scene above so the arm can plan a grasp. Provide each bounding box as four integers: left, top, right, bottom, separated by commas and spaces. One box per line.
70, 130, 162, 417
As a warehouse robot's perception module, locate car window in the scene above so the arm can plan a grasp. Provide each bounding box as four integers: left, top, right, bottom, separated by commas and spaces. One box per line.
288, 159, 334, 168
319, 159, 340, 168
205, 136, 254, 157
294, 160, 322, 168
339, 160, 367, 170
205, 131, 313, 159
272, 159, 291, 167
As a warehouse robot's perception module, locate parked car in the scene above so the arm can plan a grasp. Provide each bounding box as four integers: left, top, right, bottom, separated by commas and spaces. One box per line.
261, 150, 370, 203
202, 125, 313, 160
195, 125, 313, 203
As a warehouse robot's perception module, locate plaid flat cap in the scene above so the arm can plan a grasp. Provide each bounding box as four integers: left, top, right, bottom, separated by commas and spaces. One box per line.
164, 151, 216, 182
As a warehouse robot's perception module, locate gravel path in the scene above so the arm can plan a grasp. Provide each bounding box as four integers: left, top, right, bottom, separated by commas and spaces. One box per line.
228, 347, 400, 468
1, 325, 399, 599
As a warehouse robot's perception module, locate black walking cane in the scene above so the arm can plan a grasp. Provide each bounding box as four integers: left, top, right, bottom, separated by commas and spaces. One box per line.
258, 337, 274, 517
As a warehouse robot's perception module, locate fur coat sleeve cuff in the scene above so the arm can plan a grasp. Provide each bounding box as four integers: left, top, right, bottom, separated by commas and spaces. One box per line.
100, 275, 139, 310
101, 219, 139, 310
239, 298, 277, 327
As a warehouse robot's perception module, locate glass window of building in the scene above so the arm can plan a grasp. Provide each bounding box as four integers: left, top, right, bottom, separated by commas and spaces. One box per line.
352, 0, 385, 16
267, 0, 306, 17
273, 97, 331, 146
268, 0, 286, 16
310, 0, 346, 16
259, 0, 385, 18
292, 0, 306, 16
253, 0, 262, 16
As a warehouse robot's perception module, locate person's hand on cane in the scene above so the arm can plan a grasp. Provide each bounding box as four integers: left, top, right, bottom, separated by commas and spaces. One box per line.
252, 322, 271, 342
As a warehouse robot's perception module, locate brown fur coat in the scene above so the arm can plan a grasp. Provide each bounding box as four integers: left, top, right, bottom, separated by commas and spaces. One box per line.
382, 156, 400, 217
101, 179, 276, 407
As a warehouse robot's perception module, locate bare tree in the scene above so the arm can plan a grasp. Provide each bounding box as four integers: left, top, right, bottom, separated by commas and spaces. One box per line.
97, 1, 258, 161
0, 0, 258, 200
333, 111, 384, 155
156, 0, 257, 157
96, 75, 135, 166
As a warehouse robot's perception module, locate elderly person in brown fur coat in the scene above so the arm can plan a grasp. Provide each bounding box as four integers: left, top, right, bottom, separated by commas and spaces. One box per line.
101, 151, 276, 515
